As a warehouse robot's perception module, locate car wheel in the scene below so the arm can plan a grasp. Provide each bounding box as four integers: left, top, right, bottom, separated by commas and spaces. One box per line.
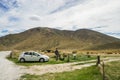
39, 58, 45, 62
20, 58, 25, 62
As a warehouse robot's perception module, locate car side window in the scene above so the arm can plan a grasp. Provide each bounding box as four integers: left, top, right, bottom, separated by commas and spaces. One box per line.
24, 52, 29, 55
33, 52, 38, 56
32, 52, 35, 56
29, 52, 32, 55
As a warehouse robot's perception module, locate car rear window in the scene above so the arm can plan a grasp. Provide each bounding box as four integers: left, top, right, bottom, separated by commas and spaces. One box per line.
24, 52, 32, 55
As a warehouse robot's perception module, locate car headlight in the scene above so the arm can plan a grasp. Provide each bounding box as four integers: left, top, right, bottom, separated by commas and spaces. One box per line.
45, 56, 49, 59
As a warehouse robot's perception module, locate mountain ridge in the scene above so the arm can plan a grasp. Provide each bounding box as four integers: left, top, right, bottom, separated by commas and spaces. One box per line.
0, 27, 120, 50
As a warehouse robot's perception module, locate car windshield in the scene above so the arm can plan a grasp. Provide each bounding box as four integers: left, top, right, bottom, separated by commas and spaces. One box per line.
33, 52, 40, 56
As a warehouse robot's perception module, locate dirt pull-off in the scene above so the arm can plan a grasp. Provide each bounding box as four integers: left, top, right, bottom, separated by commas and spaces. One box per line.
0, 51, 25, 80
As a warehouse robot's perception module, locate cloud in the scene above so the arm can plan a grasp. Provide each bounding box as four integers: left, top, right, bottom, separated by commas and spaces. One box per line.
55, 27, 62, 30
106, 32, 120, 38
50, 0, 86, 14
0, 0, 120, 38
29, 15, 40, 21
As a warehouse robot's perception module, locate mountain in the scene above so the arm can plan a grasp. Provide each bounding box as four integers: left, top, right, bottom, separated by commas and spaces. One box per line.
0, 27, 120, 50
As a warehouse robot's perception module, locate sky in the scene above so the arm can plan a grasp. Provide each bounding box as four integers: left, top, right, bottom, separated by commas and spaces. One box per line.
0, 0, 120, 38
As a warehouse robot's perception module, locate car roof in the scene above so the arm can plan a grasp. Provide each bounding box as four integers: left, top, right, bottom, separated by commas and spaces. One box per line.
23, 51, 40, 54
24, 51, 36, 52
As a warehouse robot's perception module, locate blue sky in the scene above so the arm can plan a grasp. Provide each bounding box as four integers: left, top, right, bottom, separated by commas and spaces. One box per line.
0, 0, 120, 38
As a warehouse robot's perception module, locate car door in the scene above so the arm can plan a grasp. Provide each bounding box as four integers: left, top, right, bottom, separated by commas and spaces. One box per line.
23, 52, 31, 61
32, 52, 40, 61
24, 52, 32, 61
30, 52, 36, 61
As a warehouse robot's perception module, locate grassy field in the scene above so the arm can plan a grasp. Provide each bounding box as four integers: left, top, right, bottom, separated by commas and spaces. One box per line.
7, 53, 97, 66
20, 65, 102, 80
7, 50, 120, 66
105, 61, 120, 80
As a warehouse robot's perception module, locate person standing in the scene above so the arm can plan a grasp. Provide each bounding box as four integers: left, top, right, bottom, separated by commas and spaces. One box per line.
55, 48, 60, 61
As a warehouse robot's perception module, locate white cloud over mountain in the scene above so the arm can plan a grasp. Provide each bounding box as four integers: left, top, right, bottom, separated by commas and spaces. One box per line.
0, 0, 120, 38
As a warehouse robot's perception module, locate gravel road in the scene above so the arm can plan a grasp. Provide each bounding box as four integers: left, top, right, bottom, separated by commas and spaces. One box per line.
27, 57, 120, 75
0, 51, 25, 80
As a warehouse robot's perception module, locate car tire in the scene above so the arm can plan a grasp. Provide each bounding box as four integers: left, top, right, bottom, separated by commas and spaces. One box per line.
39, 58, 45, 62
20, 58, 25, 62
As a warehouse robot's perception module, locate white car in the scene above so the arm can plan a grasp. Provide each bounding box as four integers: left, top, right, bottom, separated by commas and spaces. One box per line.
18, 51, 49, 62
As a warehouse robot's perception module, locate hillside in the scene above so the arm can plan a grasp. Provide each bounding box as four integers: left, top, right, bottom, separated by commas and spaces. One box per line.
0, 27, 120, 50
88, 41, 120, 50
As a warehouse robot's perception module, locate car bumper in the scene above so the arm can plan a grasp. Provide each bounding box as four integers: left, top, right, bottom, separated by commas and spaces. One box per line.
44, 58, 49, 62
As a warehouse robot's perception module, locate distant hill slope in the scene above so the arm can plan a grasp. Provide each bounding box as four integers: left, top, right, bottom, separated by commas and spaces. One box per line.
0, 27, 120, 50
0, 44, 6, 50
87, 41, 120, 50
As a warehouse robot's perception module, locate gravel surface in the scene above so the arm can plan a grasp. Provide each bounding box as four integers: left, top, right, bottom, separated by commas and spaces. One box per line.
0, 51, 25, 80
27, 61, 95, 75
27, 58, 120, 75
